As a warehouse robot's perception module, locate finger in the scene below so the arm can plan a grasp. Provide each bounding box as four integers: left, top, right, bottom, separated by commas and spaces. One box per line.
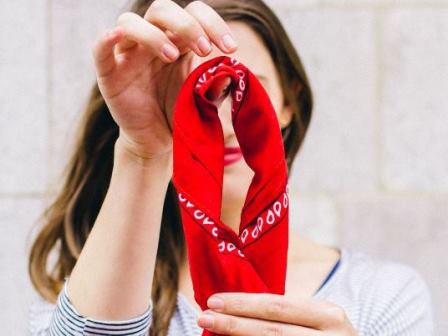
197, 310, 320, 336
116, 11, 180, 63
206, 292, 345, 329
184, 1, 238, 53
144, 0, 212, 57
92, 27, 124, 78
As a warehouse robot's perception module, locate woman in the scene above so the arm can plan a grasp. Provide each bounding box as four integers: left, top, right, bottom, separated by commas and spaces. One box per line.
28, 0, 435, 335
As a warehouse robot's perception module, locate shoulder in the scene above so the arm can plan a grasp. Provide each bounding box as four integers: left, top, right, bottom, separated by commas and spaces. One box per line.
29, 278, 153, 335
318, 247, 436, 335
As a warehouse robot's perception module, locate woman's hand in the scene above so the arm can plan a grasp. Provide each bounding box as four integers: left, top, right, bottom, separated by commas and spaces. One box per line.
92, 0, 237, 160
197, 292, 358, 335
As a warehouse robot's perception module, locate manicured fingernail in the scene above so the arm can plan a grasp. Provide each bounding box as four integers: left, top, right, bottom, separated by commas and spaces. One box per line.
197, 35, 211, 54
162, 43, 178, 60
207, 296, 224, 310
222, 34, 237, 51
198, 313, 214, 328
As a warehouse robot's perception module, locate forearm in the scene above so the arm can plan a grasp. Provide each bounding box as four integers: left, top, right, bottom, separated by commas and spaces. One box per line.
66, 137, 172, 320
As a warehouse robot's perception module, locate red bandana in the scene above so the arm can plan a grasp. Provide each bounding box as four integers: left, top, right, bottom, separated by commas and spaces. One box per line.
172, 55, 289, 335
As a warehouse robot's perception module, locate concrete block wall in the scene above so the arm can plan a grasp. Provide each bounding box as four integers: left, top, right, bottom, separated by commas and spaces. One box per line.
1, 0, 446, 334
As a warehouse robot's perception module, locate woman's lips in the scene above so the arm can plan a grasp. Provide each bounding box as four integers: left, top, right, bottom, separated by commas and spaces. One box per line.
224, 146, 243, 166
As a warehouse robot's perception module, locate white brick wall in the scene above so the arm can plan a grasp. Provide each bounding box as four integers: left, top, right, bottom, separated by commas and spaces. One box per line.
2, 1, 446, 334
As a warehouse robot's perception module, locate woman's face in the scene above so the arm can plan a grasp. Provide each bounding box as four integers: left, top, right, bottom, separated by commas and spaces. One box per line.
190, 21, 292, 210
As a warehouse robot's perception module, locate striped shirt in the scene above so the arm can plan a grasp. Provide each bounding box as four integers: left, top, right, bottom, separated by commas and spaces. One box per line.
28, 247, 436, 335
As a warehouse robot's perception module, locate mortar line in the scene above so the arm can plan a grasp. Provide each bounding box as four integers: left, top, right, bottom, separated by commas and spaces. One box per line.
290, 190, 448, 199
269, 2, 448, 11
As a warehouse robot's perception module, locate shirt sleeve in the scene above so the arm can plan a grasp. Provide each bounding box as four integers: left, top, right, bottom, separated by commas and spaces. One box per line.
29, 277, 153, 336
364, 262, 436, 335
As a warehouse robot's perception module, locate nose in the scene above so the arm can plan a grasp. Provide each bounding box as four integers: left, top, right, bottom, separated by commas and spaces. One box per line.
202, 74, 238, 146
189, 55, 239, 146
217, 93, 238, 145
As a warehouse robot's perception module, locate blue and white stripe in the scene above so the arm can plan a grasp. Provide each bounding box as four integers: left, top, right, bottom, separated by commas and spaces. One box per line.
29, 247, 436, 335
46, 278, 152, 335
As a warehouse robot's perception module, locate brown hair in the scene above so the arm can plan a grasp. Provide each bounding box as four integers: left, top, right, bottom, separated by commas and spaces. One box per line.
28, 0, 313, 335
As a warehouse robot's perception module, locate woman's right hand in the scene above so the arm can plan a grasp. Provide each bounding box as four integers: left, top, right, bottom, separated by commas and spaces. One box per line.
92, 0, 238, 161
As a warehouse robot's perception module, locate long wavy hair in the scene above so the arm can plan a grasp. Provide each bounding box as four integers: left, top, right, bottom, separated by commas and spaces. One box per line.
28, 0, 313, 334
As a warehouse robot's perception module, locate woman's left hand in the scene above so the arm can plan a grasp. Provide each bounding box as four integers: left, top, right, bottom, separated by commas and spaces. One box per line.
197, 292, 358, 335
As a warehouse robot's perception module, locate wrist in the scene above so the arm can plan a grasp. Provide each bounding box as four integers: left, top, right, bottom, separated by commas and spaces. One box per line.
115, 135, 172, 163
113, 136, 173, 181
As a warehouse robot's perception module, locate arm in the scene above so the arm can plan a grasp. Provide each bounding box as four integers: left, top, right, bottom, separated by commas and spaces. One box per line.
40, 139, 170, 336
66, 138, 172, 321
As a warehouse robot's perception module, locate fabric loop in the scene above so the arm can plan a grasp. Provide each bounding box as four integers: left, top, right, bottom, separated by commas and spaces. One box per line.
172, 56, 289, 336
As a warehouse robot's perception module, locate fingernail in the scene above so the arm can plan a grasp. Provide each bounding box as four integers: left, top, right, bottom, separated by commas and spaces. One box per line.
198, 313, 214, 328
207, 296, 224, 311
162, 43, 178, 60
197, 35, 211, 54
222, 34, 237, 51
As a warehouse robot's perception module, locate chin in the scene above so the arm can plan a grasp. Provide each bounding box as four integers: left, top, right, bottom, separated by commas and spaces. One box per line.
223, 161, 253, 196
223, 159, 248, 177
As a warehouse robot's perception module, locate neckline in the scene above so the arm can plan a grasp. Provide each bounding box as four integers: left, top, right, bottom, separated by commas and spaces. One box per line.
177, 246, 349, 316
313, 246, 346, 297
